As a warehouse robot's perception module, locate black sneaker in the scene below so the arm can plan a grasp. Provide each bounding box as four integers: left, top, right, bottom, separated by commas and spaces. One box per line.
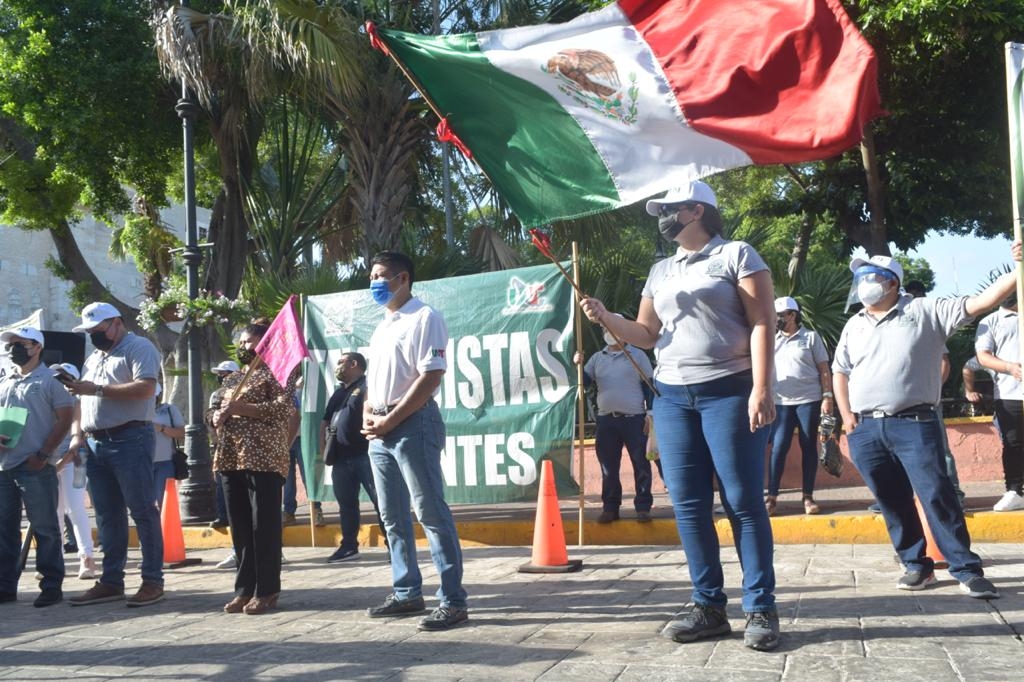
0, 591, 16, 604
326, 547, 360, 564
897, 569, 936, 591
596, 510, 619, 524
366, 594, 427, 618
33, 588, 63, 608
418, 605, 469, 631
744, 610, 780, 651
868, 503, 881, 513
959, 575, 1000, 599
661, 603, 731, 643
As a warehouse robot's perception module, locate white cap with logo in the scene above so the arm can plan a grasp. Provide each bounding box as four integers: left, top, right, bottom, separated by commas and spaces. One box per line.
774, 297, 800, 313
212, 360, 240, 375
72, 302, 121, 333
1, 326, 44, 347
849, 255, 904, 283
645, 180, 718, 216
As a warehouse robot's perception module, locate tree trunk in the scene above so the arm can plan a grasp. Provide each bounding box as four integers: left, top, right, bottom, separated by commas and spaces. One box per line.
787, 211, 813, 282
859, 127, 890, 256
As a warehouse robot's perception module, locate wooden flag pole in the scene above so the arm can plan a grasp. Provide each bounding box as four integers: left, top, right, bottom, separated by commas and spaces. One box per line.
573, 242, 586, 546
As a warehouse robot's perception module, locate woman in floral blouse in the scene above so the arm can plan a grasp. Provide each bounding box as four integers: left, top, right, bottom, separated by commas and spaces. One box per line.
212, 320, 296, 615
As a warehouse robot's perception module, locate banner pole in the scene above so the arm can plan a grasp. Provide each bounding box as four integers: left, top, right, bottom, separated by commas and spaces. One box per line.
298, 295, 316, 549
1005, 44, 1024, 446
572, 242, 586, 546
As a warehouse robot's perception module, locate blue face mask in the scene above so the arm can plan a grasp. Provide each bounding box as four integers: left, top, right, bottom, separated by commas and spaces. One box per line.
370, 276, 399, 306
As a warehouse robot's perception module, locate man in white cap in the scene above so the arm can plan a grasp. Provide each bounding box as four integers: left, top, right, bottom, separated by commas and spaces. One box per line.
766, 297, 832, 516
0, 327, 75, 607
833, 250, 1020, 599
63, 302, 165, 607
207, 360, 240, 533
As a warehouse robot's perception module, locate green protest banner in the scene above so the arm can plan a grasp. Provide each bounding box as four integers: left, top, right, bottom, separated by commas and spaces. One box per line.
300, 262, 579, 504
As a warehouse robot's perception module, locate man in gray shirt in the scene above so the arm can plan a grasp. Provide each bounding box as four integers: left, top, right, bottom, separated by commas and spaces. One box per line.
63, 302, 164, 608
0, 327, 75, 607
577, 318, 656, 523
833, 251, 1019, 599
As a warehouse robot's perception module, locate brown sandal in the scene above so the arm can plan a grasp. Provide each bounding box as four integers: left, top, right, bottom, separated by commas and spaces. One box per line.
765, 496, 777, 516
223, 595, 251, 614
243, 593, 279, 615
803, 497, 820, 515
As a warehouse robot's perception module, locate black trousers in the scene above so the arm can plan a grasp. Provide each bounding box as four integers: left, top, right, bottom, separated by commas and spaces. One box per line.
994, 399, 1024, 493
222, 470, 284, 598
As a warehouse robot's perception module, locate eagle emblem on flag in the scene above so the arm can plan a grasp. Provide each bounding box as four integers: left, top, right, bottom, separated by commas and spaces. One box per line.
544, 49, 639, 125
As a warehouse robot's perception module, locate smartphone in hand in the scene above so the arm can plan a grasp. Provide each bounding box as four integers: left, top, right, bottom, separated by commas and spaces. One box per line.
52, 368, 75, 385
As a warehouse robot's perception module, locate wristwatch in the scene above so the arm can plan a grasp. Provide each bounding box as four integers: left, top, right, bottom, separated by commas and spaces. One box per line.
94, 385, 104, 398
822, 391, 834, 398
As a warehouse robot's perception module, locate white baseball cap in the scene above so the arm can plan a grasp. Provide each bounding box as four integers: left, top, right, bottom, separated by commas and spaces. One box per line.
849, 255, 904, 283
49, 362, 81, 380
212, 360, 240, 375
645, 180, 718, 216
1, 326, 44, 347
72, 302, 121, 332
774, 297, 800, 313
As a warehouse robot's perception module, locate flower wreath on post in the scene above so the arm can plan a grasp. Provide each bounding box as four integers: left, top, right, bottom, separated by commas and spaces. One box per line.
137, 274, 252, 333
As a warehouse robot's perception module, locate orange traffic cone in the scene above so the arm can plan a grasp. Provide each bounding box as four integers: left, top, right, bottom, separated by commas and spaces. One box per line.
914, 497, 948, 570
161, 479, 202, 568
518, 460, 582, 573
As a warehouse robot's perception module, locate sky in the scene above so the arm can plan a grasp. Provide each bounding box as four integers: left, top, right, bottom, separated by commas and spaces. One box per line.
850, 231, 1015, 297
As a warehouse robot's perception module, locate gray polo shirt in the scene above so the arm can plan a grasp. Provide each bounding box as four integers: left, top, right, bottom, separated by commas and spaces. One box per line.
641, 236, 769, 385
974, 308, 1022, 400
773, 327, 828, 405
0, 363, 76, 470
583, 345, 654, 415
80, 333, 160, 431
833, 294, 971, 414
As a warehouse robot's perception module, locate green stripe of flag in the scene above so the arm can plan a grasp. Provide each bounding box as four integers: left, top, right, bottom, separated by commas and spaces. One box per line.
382, 30, 620, 226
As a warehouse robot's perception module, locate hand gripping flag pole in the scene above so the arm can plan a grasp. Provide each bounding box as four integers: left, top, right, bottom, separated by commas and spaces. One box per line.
529, 229, 659, 398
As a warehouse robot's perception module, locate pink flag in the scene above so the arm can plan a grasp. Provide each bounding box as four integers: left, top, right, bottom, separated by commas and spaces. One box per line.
255, 295, 308, 388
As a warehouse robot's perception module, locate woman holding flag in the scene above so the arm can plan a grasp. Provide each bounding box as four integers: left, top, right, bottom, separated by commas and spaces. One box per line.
580, 180, 780, 651
211, 319, 298, 615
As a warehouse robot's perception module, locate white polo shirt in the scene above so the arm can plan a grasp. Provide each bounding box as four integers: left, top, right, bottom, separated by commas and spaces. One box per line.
366, 297, 448, 409
773, 326, 828, 405
975, 308, 1022, 400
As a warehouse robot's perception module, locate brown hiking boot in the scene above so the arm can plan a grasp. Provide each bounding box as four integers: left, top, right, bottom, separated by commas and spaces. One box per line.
126, 581, 165, 607
69, 582, 125, 607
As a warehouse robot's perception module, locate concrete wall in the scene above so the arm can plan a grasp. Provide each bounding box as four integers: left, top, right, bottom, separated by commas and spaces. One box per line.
578, 416, 1003, 496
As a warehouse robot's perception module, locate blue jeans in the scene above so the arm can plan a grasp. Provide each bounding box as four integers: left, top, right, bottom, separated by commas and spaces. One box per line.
846, 413, 982, 581
595, 414, 652, 512
767, 402, 820, 497
283, 439, 320, 515
653, 372, 776, 613
87, 424, 163, 588
332, 455, 385, 551
0, 462, 63, 592
153, 460, 176, 511
369, 401, 467, 608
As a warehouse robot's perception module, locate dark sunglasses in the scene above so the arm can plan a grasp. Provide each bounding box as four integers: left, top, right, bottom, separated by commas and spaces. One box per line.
657, 203, 696, 217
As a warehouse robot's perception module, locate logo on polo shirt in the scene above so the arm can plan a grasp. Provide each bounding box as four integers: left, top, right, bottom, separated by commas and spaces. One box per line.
502, 276, 553, 315
431, 348, 445, 359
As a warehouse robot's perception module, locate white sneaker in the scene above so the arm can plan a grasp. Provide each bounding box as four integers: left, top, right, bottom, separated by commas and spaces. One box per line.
992, 490, 1024, 512
215, 553, 237, 569
78, 556, 97, 580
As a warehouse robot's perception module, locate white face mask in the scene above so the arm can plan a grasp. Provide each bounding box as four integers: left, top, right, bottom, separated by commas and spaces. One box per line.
857, 280, 888, 306
603, 331, 617, 346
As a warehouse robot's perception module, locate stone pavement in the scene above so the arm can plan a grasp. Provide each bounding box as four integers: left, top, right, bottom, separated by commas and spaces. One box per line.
2, 543, 1022, 681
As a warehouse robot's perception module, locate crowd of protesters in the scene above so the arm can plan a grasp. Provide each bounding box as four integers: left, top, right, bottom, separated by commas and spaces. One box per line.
1, 193, 1021, 648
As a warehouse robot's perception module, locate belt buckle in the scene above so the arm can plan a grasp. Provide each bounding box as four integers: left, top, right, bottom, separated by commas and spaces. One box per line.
871, 409, 887, 419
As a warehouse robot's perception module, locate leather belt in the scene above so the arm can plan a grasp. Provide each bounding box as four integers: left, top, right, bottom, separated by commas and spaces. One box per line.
370, 405, 399, 417
600, 412, 644, 418
860, 405, 935, 419
87, 420, 151, 439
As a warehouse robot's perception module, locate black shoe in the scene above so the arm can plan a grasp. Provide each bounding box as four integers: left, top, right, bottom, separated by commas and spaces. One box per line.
366, 594, 427, 618
867, 502, 881, 513
208, 518, 229, 529
959, 575, 1000, 599
63, 542, 79, 555
897, 569, 936, 591
34, 588, 63, 608
661, 603, 731, 643
326, 547, 360, 564
0, 591, 16, 604
596, 510, 619, 524
418, 605, 469, 631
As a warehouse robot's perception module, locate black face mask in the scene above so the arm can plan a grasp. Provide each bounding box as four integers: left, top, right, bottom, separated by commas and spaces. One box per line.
237, 348, 256, 366
9, 345, 31, 366
658, 215, 684, 241
90, 330, 114, 351
776, 315, 787, 329
216, 375, 225, 386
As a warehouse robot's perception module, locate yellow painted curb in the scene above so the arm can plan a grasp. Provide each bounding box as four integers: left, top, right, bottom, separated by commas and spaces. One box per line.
170, 510, 1023, 550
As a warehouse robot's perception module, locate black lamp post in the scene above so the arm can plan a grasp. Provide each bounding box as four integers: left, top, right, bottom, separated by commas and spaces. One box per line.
174, 0, 215, 524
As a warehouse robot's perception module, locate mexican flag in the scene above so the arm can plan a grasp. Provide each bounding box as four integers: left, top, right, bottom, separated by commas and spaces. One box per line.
371, 0, 882, 226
